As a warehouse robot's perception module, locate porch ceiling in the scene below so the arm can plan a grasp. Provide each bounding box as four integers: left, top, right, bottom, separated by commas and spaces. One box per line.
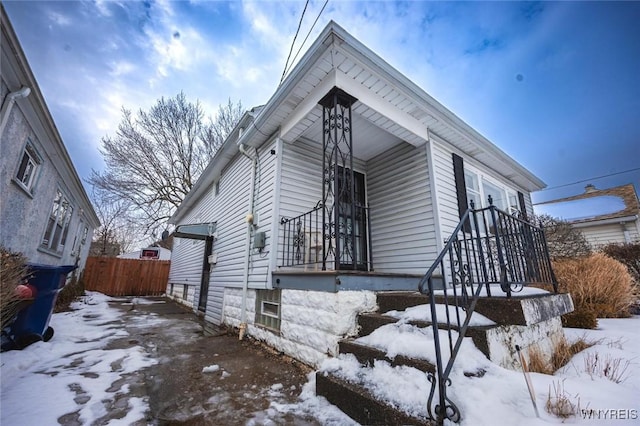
291, 103, 410, 162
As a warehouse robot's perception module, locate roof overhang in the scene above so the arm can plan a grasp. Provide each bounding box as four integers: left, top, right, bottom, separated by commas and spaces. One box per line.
173, 222, 217, 240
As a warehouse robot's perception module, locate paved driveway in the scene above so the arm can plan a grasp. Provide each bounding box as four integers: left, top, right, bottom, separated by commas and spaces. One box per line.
1, 294, 327, 425
103, 297, 320, 425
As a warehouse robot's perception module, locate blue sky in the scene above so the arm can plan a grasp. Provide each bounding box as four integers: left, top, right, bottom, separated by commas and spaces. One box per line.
4, 1, 640, 210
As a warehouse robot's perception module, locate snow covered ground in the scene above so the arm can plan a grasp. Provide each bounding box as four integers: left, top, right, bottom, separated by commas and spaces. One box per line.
0, 292, 155, 425
1, 292, 638, 425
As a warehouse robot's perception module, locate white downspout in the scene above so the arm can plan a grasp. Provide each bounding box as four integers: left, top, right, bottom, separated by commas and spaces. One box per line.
238, 143, 257, 340
0, 86, 31, 135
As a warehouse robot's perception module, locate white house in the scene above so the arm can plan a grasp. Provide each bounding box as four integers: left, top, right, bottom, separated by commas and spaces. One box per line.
0, 5, 99, 275
167, 21, 548, 368
536, 183, 640, 247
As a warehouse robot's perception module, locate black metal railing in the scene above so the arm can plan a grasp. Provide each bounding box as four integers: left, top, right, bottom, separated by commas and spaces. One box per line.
418, 199, 557, 424
280, 202, 372, 271
280, 202, 324, 268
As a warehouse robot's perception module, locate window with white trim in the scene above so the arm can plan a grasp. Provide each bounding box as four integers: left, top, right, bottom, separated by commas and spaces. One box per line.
15, 141, 42, 193
465, 168, 520, 214
41, 189, 74, 253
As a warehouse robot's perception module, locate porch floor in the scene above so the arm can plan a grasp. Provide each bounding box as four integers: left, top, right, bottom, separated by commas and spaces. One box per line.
272, 269, 434, 292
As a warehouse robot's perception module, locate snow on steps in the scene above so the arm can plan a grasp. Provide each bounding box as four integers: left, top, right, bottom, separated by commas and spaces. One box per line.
315, 289, 573, 424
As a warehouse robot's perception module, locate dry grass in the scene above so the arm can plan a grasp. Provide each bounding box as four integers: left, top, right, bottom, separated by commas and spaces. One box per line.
0, 246, 28, 330
550, 253, 637, 323
546, 380, 582, 419
583, 352, 631, 384
526, 335, 595, 374
527, 345, 551, 375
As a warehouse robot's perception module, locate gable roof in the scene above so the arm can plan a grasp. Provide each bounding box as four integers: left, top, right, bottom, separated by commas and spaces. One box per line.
172, 21, 545, 223
536, 183, 640, 224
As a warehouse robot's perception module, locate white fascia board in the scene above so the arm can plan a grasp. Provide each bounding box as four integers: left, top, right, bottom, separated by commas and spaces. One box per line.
334, 71, 427, 145
280, 69, 337, 142
333, 28, 546, 191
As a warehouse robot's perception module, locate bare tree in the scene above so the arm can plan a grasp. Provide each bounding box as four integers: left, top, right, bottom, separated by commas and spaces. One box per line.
89, 188, 136, 256
89, 93, 243, 235
203, 98, 245, 157
535, 214, 592, 259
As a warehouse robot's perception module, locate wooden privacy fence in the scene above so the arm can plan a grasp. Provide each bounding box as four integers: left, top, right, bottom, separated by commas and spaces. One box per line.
83, 256, 170, 296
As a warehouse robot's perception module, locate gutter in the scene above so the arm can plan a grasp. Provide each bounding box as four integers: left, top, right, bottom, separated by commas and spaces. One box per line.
571, 215, 638, 228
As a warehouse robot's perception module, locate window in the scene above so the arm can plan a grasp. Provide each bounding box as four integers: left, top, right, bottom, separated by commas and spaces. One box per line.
15, 142, 42, 192
255, 289, 281, 331
465, 168, 520, 214
41, 189, 73, 253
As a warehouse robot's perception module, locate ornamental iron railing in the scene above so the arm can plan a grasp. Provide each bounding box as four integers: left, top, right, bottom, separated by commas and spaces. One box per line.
418, 198, 557, 424
279, 201, 372, 271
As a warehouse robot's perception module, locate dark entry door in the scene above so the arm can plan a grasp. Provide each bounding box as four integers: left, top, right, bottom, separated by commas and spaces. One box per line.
336, 167, 368, 270
198, 237, 214, 312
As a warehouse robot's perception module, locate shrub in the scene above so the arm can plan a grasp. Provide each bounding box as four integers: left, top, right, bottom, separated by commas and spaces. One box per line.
550, 253, 636, 328
535, 214, 592, 259
54, 275, 85, 313
0, 246, 28, 330
601, 242, 640, 285
561, 310, 598, 329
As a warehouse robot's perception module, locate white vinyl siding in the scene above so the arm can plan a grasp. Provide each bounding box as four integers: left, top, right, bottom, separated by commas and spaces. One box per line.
366, 141, 437, 273
167, 238, 205, 286
431, 140, 461, 240
170, 139, 278, 324
277, 139, 324, 268
579, 222, 639, 248
247, 140, 278, 288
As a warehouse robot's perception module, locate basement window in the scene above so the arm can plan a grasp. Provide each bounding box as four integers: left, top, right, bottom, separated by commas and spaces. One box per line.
255, 289, 281, 331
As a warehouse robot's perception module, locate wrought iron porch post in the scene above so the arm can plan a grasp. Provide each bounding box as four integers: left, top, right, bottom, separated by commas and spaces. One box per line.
487, 195, 511, 297
319, 87, 358, 271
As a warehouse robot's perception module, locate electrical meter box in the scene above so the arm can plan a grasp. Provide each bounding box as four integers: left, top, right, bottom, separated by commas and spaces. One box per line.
254, 232, 266, 250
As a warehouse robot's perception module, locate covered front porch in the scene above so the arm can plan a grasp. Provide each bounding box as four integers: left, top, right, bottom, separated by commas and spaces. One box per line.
273, 85, 438, 285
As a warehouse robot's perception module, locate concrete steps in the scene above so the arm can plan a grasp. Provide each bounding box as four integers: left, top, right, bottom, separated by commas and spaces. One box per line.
316, 289, 574, 423
316, 372, 433, 425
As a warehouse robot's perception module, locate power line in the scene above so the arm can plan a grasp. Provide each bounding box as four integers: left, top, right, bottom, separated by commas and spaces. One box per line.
283, 0, 330, 78
280, 0, 310, 85
536, 167, 640, 192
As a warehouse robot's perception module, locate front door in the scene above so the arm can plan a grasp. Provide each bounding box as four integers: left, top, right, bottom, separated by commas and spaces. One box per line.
198, 237, 213, 312
336, 167, 368, 270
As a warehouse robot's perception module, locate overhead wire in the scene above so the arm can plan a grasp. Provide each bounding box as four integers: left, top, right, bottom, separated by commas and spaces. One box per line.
535, 167, 640, 193
283, 0, 330, 78
280, 0, 310, 85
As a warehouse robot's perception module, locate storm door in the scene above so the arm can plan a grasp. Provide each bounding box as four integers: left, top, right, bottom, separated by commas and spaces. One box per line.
336, 166, 368, 270
198, 236, 214, 312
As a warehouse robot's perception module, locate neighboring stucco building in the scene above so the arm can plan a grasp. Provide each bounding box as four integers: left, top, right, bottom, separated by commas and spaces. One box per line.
167, 22, 547, 367
536, 183, 640, 247
0, 5, 99, 273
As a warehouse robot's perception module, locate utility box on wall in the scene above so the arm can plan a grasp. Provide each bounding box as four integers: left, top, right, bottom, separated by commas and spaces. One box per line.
254, 232, 266, 250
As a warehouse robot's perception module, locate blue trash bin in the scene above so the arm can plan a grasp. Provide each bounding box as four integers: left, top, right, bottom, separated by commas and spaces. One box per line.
7, 264, 77, 348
